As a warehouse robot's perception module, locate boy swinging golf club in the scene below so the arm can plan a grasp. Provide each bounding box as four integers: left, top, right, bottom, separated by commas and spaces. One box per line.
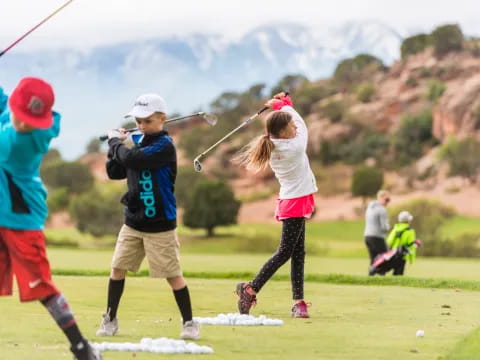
96, 93, 199, 340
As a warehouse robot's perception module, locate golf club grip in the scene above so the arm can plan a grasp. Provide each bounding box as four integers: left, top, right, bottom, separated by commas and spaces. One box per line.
257, 106, 269, 115
99, 127, 138, 141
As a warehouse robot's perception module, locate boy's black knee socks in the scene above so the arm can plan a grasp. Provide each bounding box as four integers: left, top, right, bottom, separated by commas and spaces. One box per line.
173, 286, 192, 323
107, 278, 125, 320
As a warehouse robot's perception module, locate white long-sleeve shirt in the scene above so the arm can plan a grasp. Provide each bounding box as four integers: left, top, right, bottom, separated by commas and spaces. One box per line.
269, 106, 318, 199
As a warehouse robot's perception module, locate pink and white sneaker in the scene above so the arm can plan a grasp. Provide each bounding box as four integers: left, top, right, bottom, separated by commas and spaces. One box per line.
235, 282, 257, 315
291, 301, 311, 318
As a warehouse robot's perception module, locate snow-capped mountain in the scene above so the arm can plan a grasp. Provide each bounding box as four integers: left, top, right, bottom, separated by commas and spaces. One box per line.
0, 21, 403, 158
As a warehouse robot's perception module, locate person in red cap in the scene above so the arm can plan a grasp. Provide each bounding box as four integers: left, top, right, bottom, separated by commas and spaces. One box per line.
0, 77, 103, 360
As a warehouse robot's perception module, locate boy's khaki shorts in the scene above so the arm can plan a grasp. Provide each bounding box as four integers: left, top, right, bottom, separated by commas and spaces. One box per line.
111, 225, 182, 278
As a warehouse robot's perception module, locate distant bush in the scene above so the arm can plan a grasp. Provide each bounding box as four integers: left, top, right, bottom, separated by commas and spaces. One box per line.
47, 187, 69, 213
86, 138, 102, 153
339, 134, 389, 165
426, 79, 446, 102
351, 166, 383, 203
388, 198, 456, 257
320, 100, 346, 123
401, 34, 432, 58
405, 76, 418, 88
175, 166, 205, 207
183, 180, 240, 236
41, 161, 94, 194
69, 185, 125, 237
295, 85, 336, 115
432, 24, 464, 57
334, 54, 384, 88
270, 74, 309, 96
42, 148, 62, 166
356, 84, 375, 103
473, 105, 480, 130
438, 137, 480, 183
393, 109, 436, 166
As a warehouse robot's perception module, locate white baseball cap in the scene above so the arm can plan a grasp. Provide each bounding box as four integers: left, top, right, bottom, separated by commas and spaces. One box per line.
125, 94, 167, 118
398, 210, 413, 223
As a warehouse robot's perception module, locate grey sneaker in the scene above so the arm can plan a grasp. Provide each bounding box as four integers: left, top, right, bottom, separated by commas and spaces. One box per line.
96, 312, 118, 336
71, 340, 103, 360
180, 320, 200, 340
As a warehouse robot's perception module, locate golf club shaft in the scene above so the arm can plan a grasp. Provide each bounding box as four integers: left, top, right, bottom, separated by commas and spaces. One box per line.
99, 112, 208, 141
196, 106, 269, 159
0, 0, 74, 58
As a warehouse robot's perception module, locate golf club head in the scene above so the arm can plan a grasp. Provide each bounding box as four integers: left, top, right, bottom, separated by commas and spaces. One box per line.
202, 113, 218, 126
193, 157, 203, 172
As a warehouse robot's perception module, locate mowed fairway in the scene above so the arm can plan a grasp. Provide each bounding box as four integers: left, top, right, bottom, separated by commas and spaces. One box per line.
1, 276, 480, 360
47, 249, 480, 281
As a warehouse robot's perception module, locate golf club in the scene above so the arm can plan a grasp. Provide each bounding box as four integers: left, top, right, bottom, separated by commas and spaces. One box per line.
0, 0, 74, 58
193, 107, 269, 172
193, 92, 289, 172
98, 112, 217, 141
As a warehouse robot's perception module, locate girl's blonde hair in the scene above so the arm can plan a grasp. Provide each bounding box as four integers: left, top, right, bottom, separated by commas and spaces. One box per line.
234, 111, 292, 172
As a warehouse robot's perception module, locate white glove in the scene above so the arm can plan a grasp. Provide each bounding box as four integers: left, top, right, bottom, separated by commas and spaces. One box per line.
107, 129, 122, 139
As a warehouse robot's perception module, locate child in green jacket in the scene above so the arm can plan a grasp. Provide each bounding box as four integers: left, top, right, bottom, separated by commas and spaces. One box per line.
386, 211, 417, 275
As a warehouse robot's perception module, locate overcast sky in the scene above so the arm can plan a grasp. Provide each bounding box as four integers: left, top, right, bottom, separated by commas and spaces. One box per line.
1, 0, 479, 51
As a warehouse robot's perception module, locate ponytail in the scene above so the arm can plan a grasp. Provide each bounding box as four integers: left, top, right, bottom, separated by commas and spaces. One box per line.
233, 134, 274, 172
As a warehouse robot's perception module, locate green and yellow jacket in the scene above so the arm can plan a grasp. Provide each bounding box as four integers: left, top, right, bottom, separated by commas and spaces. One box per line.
386, 223, 417, 264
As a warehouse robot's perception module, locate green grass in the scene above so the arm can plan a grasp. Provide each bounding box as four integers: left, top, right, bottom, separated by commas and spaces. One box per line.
440, 216, 480, 238
2, 277, 480, 360
444, 328, 480, 359
46, 216, 480, 258
47, 249, 480, 282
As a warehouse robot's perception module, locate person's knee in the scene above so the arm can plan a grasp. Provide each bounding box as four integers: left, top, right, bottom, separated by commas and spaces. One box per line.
167, 276, 186, 290
110, 268, 127, 280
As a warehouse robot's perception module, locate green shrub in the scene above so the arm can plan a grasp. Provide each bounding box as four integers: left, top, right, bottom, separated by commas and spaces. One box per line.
449, 233, 480, 257
426, 79, 446, 102
356, 84, 375, 103
334, 54, 384, 88
321, 100, 346, 123
47, 187, 69, 213
86, 138, 102, 153
419, 67, 433, 78
175, 166, 205, 207
270, 74, 309, 96
41, 161, 95, 194
438, 137, 480, 183
405, 77, 418, 88
473, 105, 480, 130
338, 134, 389, 165
69, 185, 125, 237
183, 180, 241, 236
401, 34, 432, 58
388, 198, 456, 257
393, 109, 436, 165
351, 166, 383, 203
432, 24, 464, 57
295, 85, 336, 115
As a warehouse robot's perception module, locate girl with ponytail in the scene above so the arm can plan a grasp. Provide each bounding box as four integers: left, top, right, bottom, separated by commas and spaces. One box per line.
234, 92, 318, 318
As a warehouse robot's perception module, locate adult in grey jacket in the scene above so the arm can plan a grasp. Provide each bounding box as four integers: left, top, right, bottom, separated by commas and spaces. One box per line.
364, 190, 391, 272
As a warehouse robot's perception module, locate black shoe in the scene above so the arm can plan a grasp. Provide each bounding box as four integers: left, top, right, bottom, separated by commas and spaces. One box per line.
71, 340, 103, 360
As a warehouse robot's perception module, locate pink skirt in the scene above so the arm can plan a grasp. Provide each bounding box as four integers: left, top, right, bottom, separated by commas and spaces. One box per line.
275, 194, 315, 221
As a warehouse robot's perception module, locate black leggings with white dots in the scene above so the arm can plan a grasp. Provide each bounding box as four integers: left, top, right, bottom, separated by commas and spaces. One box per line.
251, 217, 306, 300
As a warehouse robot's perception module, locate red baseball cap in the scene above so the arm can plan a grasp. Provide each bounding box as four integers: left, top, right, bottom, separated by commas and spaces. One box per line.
8, 77, 55, 129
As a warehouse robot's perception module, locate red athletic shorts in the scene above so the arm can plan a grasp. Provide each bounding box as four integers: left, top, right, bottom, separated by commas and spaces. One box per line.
0, 227, 59, 302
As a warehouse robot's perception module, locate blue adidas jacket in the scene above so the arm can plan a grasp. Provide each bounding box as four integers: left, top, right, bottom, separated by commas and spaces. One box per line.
0, 87, 60, 230
107, 131, 177, 232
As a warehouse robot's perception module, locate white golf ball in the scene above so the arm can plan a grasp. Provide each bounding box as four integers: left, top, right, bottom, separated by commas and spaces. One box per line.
416, 329, 425, 337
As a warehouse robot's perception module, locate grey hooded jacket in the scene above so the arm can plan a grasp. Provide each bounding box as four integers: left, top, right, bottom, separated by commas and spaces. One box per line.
364, 200, 390, 238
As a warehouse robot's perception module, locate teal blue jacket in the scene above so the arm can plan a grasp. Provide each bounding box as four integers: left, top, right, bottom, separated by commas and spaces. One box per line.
0, 87, 60, 230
